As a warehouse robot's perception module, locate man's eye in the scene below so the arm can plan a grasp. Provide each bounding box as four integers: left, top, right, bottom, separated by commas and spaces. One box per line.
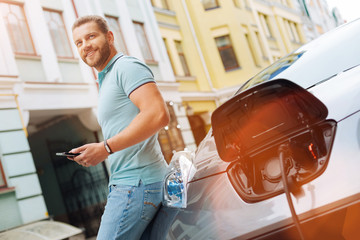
89, 35, 95, 39
76, 42, 82, 47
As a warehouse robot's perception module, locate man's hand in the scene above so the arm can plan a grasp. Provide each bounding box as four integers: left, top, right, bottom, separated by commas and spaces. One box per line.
70, 142, 109, 167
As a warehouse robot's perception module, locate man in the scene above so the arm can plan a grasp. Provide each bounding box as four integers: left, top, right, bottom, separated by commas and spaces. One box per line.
71, 15, 170, 239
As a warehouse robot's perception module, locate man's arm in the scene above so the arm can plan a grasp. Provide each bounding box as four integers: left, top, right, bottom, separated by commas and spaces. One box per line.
71, 82, 169, 166
108, 82, 169, 151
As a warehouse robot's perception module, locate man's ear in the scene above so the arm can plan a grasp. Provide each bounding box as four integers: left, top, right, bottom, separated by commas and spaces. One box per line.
107, 31, 115, 44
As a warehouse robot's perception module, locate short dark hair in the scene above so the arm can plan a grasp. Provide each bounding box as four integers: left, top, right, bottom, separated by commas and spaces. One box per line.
72, 15, 109, 33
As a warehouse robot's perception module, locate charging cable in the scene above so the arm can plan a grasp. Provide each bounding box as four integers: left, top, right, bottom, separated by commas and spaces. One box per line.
279, 144, 305, 240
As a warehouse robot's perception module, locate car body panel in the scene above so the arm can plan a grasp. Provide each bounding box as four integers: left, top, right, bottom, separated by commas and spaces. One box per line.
190, 130, 229, 180
152, 19, 360, 240
310, 65, 360, 122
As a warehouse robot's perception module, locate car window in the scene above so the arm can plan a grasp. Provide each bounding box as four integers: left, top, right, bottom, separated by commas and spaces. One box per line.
237, 19, 360, 94
238, 51, 305, 92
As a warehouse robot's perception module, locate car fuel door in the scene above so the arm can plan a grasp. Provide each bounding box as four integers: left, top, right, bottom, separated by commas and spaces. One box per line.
211, 79, 336, 203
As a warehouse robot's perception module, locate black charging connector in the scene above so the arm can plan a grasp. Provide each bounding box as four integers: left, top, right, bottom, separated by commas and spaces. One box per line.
278, 144, 305, 240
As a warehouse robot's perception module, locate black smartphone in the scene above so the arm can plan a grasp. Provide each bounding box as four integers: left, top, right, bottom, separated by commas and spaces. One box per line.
56, 152, 80, 157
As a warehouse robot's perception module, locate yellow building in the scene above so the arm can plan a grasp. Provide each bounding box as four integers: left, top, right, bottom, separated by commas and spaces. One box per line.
254, 0, 306, 61
152, 0, 306, 144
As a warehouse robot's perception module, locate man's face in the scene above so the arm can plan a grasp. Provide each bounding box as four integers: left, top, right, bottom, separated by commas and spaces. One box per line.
72, 22, 112, 71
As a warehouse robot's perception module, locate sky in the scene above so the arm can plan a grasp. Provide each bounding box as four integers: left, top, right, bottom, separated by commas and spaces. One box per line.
326, 0, 360, 22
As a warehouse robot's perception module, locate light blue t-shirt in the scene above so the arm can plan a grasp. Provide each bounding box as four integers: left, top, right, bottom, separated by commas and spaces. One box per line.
97, 53, 168, 186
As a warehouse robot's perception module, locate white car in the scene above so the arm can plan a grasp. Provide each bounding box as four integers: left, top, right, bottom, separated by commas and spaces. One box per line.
150, 18, 360, 240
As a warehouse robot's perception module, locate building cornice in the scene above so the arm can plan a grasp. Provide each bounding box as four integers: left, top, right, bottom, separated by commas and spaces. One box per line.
157, 21, 180, 30
180, 85, 241, 102
153, 7, 176, 16
157, 81, 180, 92
0, 75, 21, 92
22, 81, 92, 91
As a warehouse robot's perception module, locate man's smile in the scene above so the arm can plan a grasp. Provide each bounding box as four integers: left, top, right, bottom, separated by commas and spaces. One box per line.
86, 50, 96, 58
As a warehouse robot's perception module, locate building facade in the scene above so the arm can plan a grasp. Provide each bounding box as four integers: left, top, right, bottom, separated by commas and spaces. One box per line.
294, 0, 345, 41
0, 0, 194, 237
152, 0, 308, 142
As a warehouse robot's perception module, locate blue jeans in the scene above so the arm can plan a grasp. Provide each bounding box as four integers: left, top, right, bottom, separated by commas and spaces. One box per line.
97, 180, 162, 240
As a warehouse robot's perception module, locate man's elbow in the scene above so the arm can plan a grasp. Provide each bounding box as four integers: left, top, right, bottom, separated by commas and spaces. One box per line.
161, 109, 170, 127
146, 102, 169, 129
158, 107, 170, 128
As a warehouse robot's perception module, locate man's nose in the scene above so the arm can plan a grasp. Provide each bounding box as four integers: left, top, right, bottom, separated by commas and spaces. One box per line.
83, 40, 92, 50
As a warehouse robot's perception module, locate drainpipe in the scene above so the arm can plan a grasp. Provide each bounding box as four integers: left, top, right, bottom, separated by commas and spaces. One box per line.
181, 0, 217, 95
301, 0, 311, 19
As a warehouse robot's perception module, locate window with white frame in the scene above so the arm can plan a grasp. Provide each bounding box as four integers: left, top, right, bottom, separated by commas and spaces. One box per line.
133, 21, 154, 62
105, 15, 128, 55
43, 9, 73, 58
0, 2, 36, 55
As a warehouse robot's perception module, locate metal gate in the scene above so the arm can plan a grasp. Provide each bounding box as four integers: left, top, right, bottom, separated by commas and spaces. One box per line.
47, 140, 109, 238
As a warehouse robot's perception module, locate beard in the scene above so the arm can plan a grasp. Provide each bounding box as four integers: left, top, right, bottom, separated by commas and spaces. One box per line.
83, 40, 111, 69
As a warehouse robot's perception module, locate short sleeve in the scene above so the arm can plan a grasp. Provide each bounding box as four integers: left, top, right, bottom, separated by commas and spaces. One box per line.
116, 57, 155, 97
